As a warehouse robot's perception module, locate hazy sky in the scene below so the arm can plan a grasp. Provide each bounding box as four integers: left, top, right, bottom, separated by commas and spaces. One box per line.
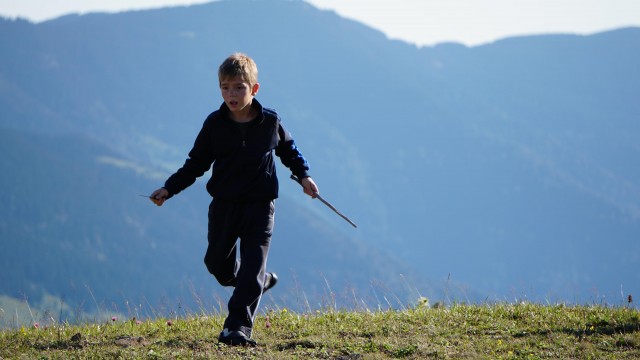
1, 0, 639, 46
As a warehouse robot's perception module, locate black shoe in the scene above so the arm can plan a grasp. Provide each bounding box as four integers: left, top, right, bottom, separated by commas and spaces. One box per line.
264, 272, 278, 293
218, 328, 256, 346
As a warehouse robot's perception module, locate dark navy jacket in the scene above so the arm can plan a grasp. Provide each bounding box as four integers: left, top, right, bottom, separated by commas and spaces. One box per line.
163, 99, 310, 201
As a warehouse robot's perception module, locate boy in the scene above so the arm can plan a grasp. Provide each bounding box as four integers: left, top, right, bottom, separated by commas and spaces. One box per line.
150, 53, 318, 346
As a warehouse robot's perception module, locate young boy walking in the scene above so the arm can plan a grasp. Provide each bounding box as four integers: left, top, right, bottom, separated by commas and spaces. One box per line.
150, 53, 318, 346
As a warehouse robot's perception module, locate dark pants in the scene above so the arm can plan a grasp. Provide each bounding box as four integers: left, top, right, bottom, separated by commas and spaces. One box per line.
203, 198, 275, 337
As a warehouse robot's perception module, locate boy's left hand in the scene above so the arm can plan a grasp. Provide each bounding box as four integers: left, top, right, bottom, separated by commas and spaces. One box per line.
301, 177, 319, 198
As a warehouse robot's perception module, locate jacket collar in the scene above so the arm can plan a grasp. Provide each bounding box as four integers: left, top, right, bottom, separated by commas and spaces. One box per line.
219, 99, 265, 124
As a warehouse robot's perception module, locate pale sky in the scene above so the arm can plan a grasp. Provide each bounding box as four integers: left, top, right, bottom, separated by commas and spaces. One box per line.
1, 0, 639, 46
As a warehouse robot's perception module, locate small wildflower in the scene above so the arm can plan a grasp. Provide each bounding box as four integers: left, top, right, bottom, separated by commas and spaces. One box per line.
111, 316, 117, 322
136, 320, 142, 325
167, 320, 173, 326
416, 296, 430, 308
33, 322, 39, 329
265, 316, 271, 329
628, 294, 633, 304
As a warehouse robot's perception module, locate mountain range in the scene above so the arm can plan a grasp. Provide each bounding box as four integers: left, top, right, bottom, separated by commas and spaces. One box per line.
1, 0, 638, 325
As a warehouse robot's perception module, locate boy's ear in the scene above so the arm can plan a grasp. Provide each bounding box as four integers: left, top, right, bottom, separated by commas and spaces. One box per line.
251, 83, 260, 95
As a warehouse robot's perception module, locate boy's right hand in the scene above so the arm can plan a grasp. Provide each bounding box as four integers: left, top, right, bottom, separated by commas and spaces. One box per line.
150, 188, 169, 206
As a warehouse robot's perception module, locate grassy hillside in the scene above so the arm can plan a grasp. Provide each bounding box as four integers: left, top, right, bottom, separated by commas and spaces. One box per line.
1, 303, 638, 359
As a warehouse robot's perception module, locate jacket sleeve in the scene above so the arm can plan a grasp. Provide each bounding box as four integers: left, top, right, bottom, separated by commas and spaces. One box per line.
163, 118, 215, 198
275, 120, 310, 180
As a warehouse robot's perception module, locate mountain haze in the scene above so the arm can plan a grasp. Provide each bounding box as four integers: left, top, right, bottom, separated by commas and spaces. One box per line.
0, 126, 429, 323
1, 0, 638, 320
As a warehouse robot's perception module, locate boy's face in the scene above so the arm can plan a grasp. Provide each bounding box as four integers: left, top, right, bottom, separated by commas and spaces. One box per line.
220, 76, 259, 115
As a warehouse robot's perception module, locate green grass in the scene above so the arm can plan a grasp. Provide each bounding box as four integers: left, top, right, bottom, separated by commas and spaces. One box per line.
1, 303, 639, 359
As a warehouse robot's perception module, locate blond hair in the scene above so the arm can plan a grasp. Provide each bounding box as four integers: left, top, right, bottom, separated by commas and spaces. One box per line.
218, 53, 258, 86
